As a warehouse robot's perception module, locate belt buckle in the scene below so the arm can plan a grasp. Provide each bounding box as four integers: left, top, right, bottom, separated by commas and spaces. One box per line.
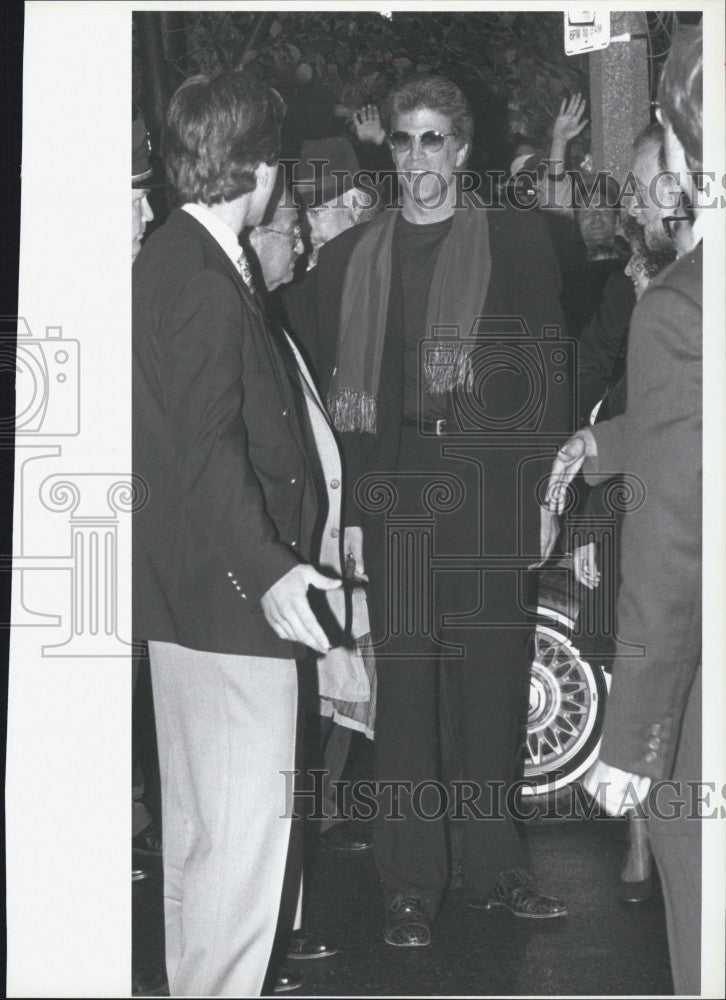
435, 418, 447, 436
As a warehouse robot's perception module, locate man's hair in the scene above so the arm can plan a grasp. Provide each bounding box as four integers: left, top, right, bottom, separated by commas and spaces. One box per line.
162, 72, 285, 205
572, 172, 622, 211
657, 25, 703, 171
380, 74, 474, 147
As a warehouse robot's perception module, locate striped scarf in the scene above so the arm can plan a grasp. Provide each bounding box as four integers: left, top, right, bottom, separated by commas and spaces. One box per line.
327, 205, 492, 433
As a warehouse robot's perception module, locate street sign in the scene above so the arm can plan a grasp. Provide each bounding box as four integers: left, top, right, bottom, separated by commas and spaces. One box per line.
564, 10, 610, 55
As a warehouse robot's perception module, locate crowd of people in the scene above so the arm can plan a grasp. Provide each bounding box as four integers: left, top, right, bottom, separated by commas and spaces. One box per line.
131, 23, 704, 997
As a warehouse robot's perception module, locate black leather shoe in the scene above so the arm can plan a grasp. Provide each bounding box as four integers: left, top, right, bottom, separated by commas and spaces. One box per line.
132, 849, 161, 881
468, 869, 568, 919
287, 933, 340, 960
132, 821, 162, 856
321, 821, 372, 852
132, 962, 169, 996
619, 813, 652, 902
384, 895, 432, 947
619, 873, 653, 903
273, 968, 302, 993
132, 859, 152, 882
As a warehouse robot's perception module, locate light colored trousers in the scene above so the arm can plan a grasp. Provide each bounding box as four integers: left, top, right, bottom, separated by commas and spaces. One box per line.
149, 641, 298, 997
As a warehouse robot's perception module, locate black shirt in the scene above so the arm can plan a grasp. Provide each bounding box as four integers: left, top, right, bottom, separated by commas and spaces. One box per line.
394, 213, 454, 422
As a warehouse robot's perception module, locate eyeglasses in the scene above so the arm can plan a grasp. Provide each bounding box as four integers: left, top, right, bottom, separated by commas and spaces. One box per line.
258, 223, 302, 242
388, 130, 456, 153
661, 214, 691, 239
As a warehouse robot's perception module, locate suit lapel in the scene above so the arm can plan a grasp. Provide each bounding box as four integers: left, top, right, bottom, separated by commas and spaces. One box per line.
172, 208, 264, 319
171, 210, 322, 477
263, 309, 321, 461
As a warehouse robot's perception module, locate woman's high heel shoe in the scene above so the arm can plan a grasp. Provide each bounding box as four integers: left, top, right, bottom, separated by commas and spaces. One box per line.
619, 812, 653, 903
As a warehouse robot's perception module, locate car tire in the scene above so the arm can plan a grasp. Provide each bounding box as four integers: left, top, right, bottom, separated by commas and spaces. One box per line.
518, 621, 610, 820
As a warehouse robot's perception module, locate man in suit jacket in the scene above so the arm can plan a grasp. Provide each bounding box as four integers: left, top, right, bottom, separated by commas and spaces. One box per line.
133, 72, 341, 996
547, 28, 703, 993
297, 74, 572, 947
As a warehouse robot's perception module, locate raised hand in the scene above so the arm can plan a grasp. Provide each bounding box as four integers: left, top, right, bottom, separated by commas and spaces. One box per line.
352, 104, 386, 146
261, 564, 342, 653
552, 93, 589, 145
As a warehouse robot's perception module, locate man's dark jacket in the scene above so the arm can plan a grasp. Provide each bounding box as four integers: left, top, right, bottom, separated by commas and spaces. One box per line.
133, 208, 324, 658
577, 268, 636, 426
589, 242, 702, 780
288, 205, 574, 564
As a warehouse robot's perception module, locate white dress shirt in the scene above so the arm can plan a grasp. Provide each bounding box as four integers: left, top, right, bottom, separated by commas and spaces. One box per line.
182, 202, 243, 266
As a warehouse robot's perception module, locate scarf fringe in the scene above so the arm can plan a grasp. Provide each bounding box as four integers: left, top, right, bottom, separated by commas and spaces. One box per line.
327, 388, 378, 433
424, 343, 473, 395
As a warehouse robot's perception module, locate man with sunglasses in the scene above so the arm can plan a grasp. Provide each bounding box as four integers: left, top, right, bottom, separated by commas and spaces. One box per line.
303, 74, 571, 948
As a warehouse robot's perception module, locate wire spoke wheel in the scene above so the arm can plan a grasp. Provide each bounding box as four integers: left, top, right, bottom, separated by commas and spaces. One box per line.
521, 623, 609, 814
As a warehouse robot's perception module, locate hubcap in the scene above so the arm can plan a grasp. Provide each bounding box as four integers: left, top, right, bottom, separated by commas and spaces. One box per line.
523, 625, 604, 791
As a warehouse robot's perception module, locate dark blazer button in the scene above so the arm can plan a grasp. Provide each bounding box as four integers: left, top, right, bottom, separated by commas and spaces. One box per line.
644, 750, 657, 763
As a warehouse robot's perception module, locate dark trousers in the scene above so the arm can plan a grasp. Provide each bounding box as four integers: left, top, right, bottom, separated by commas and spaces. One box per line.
362, 427, 532, 919
319, 717, 353, 832
132, 655, 152, 836
372, 625, 530, 918
647, 664, 701, 995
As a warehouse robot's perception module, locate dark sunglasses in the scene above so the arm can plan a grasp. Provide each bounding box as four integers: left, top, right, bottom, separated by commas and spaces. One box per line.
388, 130, 456, 152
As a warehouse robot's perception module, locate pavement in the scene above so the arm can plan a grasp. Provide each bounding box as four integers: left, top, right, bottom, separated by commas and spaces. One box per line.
132, 812, 673, 996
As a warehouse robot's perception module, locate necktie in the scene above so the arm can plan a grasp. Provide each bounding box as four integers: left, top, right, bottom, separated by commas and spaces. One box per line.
236, 249, 256, 295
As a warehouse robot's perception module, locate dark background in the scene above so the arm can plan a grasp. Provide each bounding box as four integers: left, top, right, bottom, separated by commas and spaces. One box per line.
1, 2, 25, 984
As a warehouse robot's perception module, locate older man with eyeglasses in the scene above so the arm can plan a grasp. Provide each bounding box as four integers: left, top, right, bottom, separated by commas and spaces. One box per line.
301, 73, 573, 948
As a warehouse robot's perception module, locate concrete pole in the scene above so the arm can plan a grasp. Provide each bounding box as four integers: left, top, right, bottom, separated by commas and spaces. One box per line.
588, 10, 650, 181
